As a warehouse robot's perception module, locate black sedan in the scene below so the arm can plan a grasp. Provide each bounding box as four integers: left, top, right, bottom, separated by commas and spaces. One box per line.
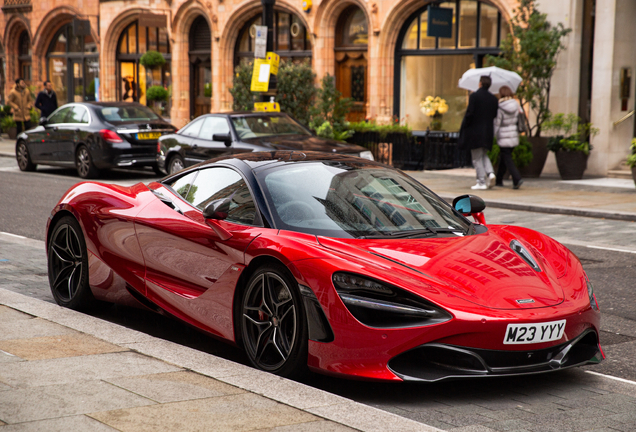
157, 112, 373, 175
16, 102, 176, 178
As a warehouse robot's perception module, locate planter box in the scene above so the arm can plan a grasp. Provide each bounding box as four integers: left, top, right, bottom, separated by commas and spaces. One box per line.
555, 150, 588, 180
519, 136, 548, 178
7, 127, 17, 139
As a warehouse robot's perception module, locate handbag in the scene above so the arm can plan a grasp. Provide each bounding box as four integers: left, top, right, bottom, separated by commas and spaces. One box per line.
517, 109, 528, 134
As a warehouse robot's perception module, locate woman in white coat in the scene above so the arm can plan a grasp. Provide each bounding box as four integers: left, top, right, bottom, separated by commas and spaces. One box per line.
494, 86, 523, 189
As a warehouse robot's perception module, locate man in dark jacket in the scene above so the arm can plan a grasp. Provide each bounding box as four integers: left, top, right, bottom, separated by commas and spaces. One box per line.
35, 81, 58, 119
459, 76, 499, 190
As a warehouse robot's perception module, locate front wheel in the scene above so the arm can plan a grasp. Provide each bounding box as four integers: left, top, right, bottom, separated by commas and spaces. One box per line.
240, 264, 308, 378
16, 141, 36, 171
47, 216, 98, 310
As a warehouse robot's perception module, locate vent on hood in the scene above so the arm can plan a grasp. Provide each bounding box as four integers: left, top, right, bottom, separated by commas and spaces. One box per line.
510, 240, 542, 272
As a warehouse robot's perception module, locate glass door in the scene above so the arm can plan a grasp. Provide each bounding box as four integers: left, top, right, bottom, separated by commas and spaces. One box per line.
191, 60, 211, 118
70, 60, 84, 102
120, 62, 138, 102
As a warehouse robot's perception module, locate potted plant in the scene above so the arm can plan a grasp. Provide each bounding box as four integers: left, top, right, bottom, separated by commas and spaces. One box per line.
486, 0, 571, 177
1, 116, 17, 139
488, 135, 534, 176
544, 113, 599, 180
420, 96, 449, 131
146, 86, 169, 116
628, 138, 636, 187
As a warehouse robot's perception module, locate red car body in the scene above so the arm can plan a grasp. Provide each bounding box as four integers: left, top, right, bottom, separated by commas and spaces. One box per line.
46, 152, 603, 381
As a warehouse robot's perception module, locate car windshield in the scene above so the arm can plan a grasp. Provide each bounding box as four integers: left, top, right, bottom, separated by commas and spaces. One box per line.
257, 161, 472, 239
231, 115, 311, 139
99, 105, 160, 123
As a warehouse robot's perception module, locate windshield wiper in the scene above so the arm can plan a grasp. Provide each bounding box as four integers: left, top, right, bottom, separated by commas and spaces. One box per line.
358, 226, 467, 239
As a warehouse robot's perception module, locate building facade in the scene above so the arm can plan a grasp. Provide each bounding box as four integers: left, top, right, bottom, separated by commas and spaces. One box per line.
0, 0, 631, 176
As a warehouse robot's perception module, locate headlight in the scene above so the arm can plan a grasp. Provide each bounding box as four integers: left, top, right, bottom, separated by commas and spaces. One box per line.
333, 272, 452, 328
585, 274, 599, 311
359, 150, 374, 161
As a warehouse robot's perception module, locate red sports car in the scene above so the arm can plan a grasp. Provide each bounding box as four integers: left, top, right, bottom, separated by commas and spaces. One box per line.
46, 151, 603, 381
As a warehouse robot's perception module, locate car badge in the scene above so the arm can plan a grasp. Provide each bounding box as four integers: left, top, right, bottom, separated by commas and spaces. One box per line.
516, 299, 535, 304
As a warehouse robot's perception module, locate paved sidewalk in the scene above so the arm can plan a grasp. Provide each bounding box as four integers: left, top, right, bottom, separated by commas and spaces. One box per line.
0, 286, 437, 432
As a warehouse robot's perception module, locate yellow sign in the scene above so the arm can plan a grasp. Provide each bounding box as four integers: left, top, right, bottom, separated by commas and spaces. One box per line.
250, 59, 271, 92
266, 52, 280, 75
254, 102, 280, 112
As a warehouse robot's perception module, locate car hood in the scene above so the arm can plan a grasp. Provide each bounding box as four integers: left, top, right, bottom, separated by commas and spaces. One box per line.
318, 226, 566, 310
241, 134, 367, 154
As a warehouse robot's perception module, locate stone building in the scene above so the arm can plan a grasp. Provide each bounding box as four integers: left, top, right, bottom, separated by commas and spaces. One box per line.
0, 0, 631, 176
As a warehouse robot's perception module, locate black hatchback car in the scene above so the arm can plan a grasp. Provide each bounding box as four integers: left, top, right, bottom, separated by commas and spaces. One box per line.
157, 112, 373, 175
16, 102, 176, 178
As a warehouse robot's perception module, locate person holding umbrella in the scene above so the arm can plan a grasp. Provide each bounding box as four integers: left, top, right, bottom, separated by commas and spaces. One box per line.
494, 85, 523, 189
458, 75, 499, 190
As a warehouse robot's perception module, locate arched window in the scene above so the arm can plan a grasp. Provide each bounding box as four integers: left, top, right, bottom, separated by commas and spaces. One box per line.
190, 16, 211, 118
47, 23, 99, 105
116, 20, 172, 116
335, 6, 368, 121
395, 0, 508, 131
18, 31, 31, 84
235, 11, 311, 66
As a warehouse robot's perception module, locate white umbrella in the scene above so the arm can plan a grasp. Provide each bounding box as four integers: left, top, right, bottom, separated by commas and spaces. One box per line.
458, 66, 522, 94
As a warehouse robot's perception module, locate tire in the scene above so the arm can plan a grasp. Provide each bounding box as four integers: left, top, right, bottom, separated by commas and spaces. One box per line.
240, 263, 308, 378
47, 216, 99, 311
16, 140, 36, 171
76, 145, 100, 179
167, 154, 185, 175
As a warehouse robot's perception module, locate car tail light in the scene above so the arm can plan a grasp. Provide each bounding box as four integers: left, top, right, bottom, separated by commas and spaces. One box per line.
332, 272, 452, 328
99, 129, 123, 143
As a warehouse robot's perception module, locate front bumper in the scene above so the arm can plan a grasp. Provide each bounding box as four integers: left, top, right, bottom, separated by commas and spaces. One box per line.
388, 329, 603, 382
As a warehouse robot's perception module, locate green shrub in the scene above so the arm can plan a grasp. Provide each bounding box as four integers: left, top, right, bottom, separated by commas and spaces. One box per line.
544, 114, 599, 156
30, 108, 39, 124
348, 120, 412, 140
229, 61, 256, 111
627, 138, 636, 169
1, 116, 16, 133
309, 74, 352, 136
140, 50, 166, 69
488, 136, 534, 169
275, 61, 316, 126
146, 86, 169, 102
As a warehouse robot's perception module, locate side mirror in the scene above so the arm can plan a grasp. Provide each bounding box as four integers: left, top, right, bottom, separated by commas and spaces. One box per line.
452, 194, 486, 224
39, 117, 48, 126
212, 133, 232, 147
203, 197, 231, 220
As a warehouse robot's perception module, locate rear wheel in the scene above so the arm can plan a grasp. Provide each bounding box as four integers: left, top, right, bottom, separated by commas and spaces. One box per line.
240, 264, 308, 378
76, 145, 100, 179
47, 216, 98, 310
168, 154, 185, 175
16, 141, 36, 171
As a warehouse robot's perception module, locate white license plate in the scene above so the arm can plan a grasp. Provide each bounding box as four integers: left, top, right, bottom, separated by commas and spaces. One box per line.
503, 320, 566, 345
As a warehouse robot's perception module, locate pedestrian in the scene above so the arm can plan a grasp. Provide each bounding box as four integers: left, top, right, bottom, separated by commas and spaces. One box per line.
494, 85, 524, 189
459, 75, 499, 190
35, 80, 58, 119
8, 78, 34, 134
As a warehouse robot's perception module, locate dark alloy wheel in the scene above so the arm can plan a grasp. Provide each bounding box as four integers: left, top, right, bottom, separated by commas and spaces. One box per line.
168, 154, 185, 175
241, 264, 308, 378
76, 145, 100, 179
16, 141, 36, 171
47, 216, 98, 310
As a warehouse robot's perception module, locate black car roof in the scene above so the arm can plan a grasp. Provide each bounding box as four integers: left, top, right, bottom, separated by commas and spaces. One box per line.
196, 111, 290, 117
84, 101, 148, 108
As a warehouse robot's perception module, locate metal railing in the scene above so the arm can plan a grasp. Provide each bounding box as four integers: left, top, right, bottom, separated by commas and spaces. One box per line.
613, 110, 635, 127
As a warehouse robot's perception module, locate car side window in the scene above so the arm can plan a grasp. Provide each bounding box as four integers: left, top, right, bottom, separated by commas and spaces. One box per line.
180, 118, 204, 138
168, 171, 198, 202
48, 107, 72, 124
198, 117, 230, 141
187, 167, 258, 226
68, 107, 88, 124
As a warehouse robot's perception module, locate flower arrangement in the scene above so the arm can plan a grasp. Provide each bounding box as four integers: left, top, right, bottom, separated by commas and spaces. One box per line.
420, 96, 449, 117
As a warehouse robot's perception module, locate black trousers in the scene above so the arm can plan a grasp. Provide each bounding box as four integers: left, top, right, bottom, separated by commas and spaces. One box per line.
16, 120, 32, 134
496, 146, 522, 185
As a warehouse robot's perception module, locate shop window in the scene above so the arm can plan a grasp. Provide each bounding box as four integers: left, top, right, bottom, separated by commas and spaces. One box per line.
190, 16, 212, 119
336, 6, 368, 122
116, 20, 171, 117
46, 23, 99, 105
395, 0, 505, 131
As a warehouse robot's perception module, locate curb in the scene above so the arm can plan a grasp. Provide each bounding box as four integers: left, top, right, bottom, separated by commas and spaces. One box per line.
439, 194, 636, 222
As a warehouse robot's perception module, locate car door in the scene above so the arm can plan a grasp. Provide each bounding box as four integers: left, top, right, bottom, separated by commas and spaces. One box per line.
190, 116, 234, 161
57, 106, 89, 163
32, 106, 73, 161
174, 117, 204, 166
134, 166, 264, 340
